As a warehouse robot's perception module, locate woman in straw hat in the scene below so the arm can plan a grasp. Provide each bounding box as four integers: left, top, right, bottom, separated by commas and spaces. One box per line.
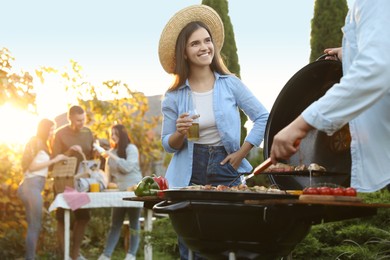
159, 4, 268, 258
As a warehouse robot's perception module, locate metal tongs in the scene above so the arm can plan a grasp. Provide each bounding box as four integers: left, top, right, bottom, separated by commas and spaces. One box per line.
228, 158, 273, 186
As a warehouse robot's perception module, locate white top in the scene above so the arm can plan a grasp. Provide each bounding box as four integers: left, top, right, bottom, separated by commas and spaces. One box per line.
106, 144, 143, 191
24, 150, 50, 178
193, 89, 222, 146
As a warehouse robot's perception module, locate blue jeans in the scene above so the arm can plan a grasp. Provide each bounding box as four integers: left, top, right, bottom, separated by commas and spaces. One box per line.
190, 144, 241, 186
178, 144, 242, 260
17, 176, 46, 260
103, 207, 141, 256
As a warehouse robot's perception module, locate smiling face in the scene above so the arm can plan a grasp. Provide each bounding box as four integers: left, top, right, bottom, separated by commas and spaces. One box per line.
185, 27, 215, 69
69, 112, 86, 131
110, 127, 119, 145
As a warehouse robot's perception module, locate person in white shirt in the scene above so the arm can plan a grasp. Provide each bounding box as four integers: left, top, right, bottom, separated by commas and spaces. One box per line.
98, 124, 142, 260
18, 119, 68, 260
270, 0, 390, 193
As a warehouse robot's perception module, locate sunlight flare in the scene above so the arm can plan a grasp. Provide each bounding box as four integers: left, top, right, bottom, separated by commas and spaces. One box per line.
0, 103, 39, 145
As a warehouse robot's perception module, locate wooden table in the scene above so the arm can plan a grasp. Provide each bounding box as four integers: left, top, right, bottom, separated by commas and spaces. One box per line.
244, 195, 390, 224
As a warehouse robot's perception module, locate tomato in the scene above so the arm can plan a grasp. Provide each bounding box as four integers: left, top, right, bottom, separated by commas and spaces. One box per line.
344, 187, 357, 197
331, 187, 345, 196
303, 187, 319, 195
318, 186, 332, 195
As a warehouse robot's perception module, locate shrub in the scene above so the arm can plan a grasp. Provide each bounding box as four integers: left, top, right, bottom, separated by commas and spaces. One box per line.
293, 190, 390, 259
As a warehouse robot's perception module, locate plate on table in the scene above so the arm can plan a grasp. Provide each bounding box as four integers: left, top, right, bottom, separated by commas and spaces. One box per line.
103, 189, 120, 192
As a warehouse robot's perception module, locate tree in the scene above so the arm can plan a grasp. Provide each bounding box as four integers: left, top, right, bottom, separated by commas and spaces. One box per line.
202, 0, 247, 143
0, 47, 36, 109
0, 48, 37, 258
310, 0, 348, 62
37, 61, 162, 175
80, 81, 162, 176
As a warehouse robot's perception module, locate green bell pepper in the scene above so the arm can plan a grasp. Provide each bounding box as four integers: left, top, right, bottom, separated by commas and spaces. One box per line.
134, 176, 160, 197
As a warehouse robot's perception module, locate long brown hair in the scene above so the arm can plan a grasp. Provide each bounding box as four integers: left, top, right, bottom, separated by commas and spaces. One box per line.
21, 119, 54, 172
168, 21, 231, 91
111, 124, 131, 159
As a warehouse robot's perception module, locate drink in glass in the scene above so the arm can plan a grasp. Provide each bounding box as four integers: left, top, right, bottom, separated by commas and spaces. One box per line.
187, 111, 199, 141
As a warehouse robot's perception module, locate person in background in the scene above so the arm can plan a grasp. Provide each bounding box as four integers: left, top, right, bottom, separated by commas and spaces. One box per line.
18, 119, 68, 260
98, 124, 142, 260
52, 105, 94, 260
158, 5, 269, 259
270, 0, 390, 193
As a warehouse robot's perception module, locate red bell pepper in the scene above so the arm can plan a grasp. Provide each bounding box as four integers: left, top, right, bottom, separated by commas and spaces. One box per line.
152, 175, 169, 190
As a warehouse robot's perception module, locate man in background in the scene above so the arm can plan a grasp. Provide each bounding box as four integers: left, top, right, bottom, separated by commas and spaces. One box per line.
52, 105, 94, 260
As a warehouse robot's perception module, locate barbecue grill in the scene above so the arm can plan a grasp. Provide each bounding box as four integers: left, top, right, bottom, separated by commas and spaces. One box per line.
154, 190, 386, 259
263, 56, 351, 189
152, 57, 390, 259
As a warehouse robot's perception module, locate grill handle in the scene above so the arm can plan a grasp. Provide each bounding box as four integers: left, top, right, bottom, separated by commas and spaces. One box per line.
153, 200, 191, 213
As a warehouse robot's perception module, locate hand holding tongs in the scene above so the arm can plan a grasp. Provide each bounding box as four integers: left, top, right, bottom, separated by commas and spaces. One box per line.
242, 158, 273, 183
228, 158, 273, 186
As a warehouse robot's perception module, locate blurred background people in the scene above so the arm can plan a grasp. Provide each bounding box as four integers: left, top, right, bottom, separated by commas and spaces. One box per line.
18, 118, 68, 260
98, 124, 142, 260
52, 105, 94, 260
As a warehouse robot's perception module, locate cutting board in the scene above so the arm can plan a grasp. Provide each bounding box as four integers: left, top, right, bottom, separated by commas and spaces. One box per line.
299, 194, 362, 202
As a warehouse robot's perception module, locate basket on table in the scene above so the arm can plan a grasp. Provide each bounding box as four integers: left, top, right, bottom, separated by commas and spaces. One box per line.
52, 151, 90, 193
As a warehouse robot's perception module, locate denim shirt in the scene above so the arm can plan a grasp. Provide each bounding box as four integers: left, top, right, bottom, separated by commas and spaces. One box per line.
161, 72, 269, 188
302, 0, 390, 192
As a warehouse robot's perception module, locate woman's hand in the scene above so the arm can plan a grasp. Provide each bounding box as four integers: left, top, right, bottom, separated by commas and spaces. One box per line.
30, 154, 69, 171
220, 151, 245, 170
52, 154, 69, 164
104, 150, 119, 161
220, 142, 253, 170
175, 112, 193, 136
324, 47, 342, 61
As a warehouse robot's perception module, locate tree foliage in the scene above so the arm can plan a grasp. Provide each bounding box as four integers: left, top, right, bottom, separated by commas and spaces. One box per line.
0, 47, 36, 110
202, 0, 247, 143
80, 82, 162, 176
37, 61, 162, 176
310, 0, 348, 62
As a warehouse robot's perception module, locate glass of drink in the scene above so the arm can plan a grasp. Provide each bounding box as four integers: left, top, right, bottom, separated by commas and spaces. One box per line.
90, 182, 100, 192
187, 109, 200, 141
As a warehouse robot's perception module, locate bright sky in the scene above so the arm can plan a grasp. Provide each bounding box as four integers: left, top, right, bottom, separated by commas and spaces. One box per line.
1, 0, 355, 142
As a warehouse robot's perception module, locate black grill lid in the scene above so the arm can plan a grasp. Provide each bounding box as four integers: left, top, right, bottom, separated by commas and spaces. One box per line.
263, 58, 351, 174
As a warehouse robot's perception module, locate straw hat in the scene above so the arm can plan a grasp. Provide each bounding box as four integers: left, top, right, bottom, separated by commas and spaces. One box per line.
158, 4, 225, 74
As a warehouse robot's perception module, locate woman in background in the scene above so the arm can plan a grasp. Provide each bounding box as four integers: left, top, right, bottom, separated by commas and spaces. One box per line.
98, 124, 143, 260
17, 119, 68, 260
